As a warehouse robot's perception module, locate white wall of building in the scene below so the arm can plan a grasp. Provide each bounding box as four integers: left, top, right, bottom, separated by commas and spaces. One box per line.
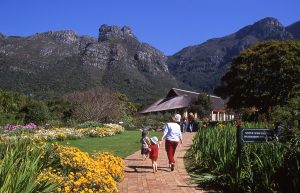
210, 111, 234, 121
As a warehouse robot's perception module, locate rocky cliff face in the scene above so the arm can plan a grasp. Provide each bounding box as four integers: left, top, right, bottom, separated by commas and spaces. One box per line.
93, 25, 169, 74
167, 17, 299, 92
0, 25, 178, 102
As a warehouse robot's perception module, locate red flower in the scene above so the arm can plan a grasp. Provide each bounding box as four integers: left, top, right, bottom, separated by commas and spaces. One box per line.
235, 119, 242, 126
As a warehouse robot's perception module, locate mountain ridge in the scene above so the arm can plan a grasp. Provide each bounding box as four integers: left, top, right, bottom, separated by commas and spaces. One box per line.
0, 25, 180, 103
167, 17, 300, 92
0, 17, 299, 103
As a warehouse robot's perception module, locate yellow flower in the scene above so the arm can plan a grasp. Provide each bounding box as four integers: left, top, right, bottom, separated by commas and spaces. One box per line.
38, 144, 124, 192
64, 186, 70, 192
39, 141, 45, 145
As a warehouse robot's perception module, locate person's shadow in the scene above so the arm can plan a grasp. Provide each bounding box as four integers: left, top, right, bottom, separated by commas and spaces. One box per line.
124, 158, 141, 161
126, 165, 170, 173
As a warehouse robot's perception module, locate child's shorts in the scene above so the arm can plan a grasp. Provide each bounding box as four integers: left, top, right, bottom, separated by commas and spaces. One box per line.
141, 148, 149, 155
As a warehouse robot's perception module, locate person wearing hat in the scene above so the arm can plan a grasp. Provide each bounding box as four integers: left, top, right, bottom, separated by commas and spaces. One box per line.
149, 136, 160, 173
175, 113, 181, 124
160, 114, 183, 171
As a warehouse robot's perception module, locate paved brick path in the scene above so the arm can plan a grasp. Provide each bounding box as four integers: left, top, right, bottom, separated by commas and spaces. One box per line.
118, 132, 207, 193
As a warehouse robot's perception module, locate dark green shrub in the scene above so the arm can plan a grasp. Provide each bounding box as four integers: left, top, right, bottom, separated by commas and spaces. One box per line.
0, 89, 28, 124
272, 98, 300, 132
19, 100, 50, 124
193, 119, 202, 131
276, 135, 300, 193
46, 99, 73, 121
0, 112, 20, 125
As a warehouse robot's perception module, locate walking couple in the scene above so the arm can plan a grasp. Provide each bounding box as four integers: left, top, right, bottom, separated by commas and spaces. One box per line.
181, 112, 195, 133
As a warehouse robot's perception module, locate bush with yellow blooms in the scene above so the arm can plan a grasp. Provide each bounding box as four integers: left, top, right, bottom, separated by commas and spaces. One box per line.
39, 144, 124, 193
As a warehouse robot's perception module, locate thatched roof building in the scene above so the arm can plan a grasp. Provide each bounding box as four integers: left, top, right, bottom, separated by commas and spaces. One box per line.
140, 88, 234, 121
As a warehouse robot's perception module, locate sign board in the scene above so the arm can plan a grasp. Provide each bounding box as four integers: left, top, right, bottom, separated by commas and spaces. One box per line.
236, 123, 281, 159
241, 128, 275, 143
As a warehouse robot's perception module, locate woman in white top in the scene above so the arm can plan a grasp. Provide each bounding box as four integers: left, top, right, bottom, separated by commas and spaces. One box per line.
160, 114, 183, 171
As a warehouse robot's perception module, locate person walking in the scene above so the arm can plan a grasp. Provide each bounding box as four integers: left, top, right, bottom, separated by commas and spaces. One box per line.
140, 129, 150, 160
188, 112, 195, 132
148, 136, 160, 173
175, 113, 181, 124
181, 114, 187, 133
160, 114, 183, 171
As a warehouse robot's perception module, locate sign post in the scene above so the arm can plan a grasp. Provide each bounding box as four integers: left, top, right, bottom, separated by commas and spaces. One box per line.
236, 121, 280, 159
241, 128, 275, 143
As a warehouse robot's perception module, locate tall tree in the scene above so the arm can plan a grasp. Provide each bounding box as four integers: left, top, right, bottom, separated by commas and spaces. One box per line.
215, 40, 300, 116
189, 93, 213, 120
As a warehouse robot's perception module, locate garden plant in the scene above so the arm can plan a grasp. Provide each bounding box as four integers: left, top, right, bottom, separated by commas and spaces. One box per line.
187, 122, 300, 193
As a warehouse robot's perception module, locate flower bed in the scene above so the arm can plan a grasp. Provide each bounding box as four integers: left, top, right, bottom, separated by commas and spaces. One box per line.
0, 140, 124, 193
38, 144, 124, 193
0, 123, 125, 143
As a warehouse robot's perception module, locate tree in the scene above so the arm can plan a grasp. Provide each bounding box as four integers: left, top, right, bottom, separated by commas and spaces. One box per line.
64, 87, 122, 122
115, 93, 137, 129
189, 93, 213, 120
272, 97, 300, 131
215, 40, 300, 116
116, 93, 137, 115
0, 89, 28, 124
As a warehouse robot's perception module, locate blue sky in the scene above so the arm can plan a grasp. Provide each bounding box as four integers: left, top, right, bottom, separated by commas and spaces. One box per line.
0, 0, 299, 55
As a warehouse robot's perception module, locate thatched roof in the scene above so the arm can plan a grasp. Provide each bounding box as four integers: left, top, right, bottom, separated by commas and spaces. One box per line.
140, 88, 227, 114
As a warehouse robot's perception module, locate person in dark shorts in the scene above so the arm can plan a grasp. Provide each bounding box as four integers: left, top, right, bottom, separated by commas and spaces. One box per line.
140, 129, 150, 160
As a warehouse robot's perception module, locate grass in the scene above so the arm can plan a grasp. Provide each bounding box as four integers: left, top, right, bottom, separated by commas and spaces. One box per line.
59, 130, 163, 158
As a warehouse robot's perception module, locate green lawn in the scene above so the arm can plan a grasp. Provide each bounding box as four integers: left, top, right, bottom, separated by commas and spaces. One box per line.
59, 130, 163, 158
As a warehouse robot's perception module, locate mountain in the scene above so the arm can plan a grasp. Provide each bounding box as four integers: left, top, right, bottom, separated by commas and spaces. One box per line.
167, 17, 300, 93
286, 21, 300, 39
0, 25, 179, 103
1, 17, 299, 103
